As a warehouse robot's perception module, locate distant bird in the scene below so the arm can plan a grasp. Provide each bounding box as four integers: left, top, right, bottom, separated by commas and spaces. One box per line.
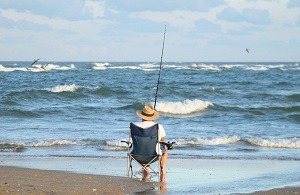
246, 48, 250, 53
31, 58, 40, 66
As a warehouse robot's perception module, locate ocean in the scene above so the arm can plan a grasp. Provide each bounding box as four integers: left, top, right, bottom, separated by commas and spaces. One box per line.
0, 61, 299, 161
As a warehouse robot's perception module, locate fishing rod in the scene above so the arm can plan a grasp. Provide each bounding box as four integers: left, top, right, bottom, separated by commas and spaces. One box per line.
154, 25, 166, 110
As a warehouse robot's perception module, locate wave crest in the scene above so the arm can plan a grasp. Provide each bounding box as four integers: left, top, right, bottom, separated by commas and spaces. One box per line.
46, 84, 81, 93
245, 137, 300, 148
92, 62, 110, 70
0, 140, 83, 149
155, 99, 213, 115
174, 136, 240, 146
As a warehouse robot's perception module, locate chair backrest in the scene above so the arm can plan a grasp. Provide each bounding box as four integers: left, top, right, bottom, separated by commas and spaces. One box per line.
130, 122, 159, 157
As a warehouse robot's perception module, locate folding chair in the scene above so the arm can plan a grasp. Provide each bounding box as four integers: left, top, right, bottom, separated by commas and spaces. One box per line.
124, 122, 162, 181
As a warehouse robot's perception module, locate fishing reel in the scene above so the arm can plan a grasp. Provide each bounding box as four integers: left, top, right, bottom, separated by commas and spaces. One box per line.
161, 141, 176, 150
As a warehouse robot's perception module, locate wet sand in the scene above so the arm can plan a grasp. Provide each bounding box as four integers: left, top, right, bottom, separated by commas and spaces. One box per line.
0, 166, 158, 194
249, 187, 300, 195
1, 156, 300, 194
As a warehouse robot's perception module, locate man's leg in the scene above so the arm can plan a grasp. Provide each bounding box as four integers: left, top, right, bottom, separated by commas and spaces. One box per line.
142, 164, 150, 181
160, 149, 168, 182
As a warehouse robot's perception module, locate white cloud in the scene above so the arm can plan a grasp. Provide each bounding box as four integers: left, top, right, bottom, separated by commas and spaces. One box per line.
130, 9, 222, 32
223, 0, 300, 42
130, 0, 300, 31
0, 7, 113, 61
0, 8, 111, 34
82, 0, 105, 18
1, 0, 300, 61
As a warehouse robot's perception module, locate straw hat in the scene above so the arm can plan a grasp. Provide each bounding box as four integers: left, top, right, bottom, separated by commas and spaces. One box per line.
136, 105, 159, 121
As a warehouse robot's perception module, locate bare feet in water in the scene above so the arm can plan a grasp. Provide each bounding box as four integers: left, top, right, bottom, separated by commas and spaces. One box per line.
142, 167, 150, 181
160, 167, 166, 182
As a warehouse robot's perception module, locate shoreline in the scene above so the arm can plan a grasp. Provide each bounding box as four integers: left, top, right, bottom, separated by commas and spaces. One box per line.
1, 166, 299, 195
1, 156, 299, 194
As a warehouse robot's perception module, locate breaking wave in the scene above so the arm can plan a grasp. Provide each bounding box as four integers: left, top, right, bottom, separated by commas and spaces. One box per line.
155, 99, 213, 115
45, 84, 82, 93
245, 137, 300, 149
1, 62, 299, 72
0, 64, 75, 72
92, 62, 110, 70
2, 136, 300, 153
0, 140, 83, 152
0, 140, 83, 147
174, 136, 241, 146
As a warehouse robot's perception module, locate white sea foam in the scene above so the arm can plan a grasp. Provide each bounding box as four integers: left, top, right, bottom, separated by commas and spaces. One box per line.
101, 137, 240, 150
47, 84, 81, 93
243, 64, 287, 71
220, 64, 245, 69
92, 62, 110, 70
0, 65, 13, 72
110, 66, 141, 70
0, 65, 27, 72
139, 63, 157, 69
1, 140, 83, 147
155, 99, 213, 115
103, 136, 299, 149
102, 140, 128, 151
138, 63, 158, 72
245, 65, 268, 71
164, 64, 181, 69
0, 63, 75, 72
141, 68, 157, 72
245, 137, 300, 148
269, 64, 285, 69
36, 63, 75, 71
100, 137, 241, 151
174, 136, 241, 146
28, 140, 82, 147
27, 67, 45, 72
189, 64, 221, 71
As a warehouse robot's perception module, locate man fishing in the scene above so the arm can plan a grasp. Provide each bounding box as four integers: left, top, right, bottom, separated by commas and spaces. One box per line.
130, 25, 169, 183
133, 105, 168, 182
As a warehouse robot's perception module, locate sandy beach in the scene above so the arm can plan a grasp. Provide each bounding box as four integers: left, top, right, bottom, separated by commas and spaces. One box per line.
1, 156, 300, 194
249, 187, 300, 195
0, 166, 158, 194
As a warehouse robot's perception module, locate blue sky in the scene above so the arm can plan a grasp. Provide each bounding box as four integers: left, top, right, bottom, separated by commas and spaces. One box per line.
0, 0, 300, 61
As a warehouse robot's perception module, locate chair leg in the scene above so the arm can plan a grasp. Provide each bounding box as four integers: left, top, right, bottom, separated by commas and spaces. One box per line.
129, 156, 161, 181
126, 154, 129, 177
128, 158, 133, 178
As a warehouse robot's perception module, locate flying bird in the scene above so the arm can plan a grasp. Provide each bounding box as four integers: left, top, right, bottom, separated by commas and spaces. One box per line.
246, 48, 250, 53
31, 58, 40, 66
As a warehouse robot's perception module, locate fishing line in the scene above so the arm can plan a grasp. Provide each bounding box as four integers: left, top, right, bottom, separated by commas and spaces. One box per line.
154, 25, 166, 110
